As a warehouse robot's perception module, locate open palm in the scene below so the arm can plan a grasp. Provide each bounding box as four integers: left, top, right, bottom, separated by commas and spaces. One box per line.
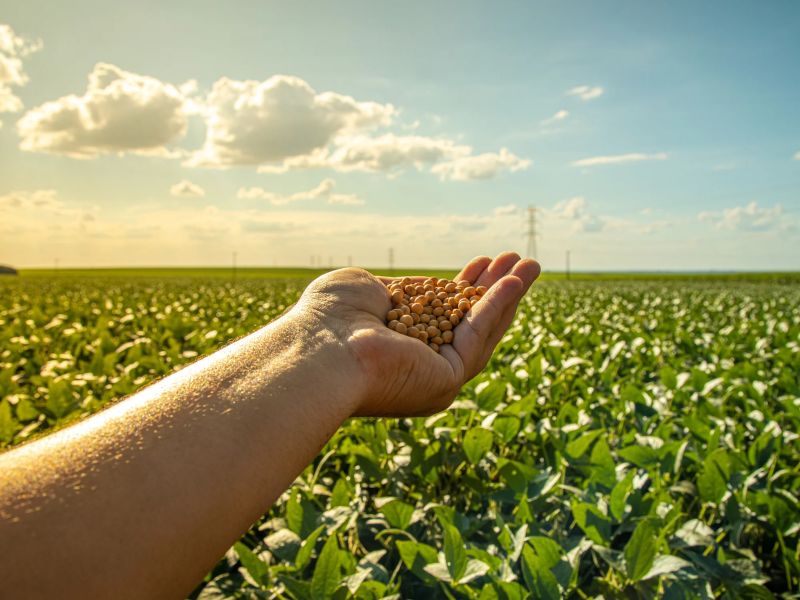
297, 252, 540, 417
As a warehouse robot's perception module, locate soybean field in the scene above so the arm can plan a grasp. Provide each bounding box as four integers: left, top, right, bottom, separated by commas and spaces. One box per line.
1, 271, 798, 599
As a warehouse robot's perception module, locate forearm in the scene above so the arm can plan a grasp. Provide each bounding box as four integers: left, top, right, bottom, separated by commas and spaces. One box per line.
0, 309, 361, 599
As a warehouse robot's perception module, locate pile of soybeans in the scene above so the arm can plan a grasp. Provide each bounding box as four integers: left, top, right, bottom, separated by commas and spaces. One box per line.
384, 277, 487, 352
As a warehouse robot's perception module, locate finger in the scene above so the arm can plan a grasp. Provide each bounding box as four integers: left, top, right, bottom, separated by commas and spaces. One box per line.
477, 288, 528, 368
507, 258, 541, 291
474, 251, 522, 289
454, 255, 492, 284
453, 275, 524, 376
471, 260, 540, 366
376, 275, 428, 286
439, 343, 465, 384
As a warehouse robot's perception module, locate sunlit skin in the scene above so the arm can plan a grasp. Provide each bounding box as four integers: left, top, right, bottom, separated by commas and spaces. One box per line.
0, 252, 540, 599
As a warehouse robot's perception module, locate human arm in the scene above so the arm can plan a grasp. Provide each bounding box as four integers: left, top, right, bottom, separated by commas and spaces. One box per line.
0, 252, 540, 599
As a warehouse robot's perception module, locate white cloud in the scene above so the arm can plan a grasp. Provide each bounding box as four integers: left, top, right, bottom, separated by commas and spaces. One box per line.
0, 24, 42, 121
571, 152, 668, 167
169, 180, 205, 198
493, 204, 518, 216
0, 188, 60, 210
16, 65, 529, 182
188, 75, 395, 168
566, 85, 604, 101
431, 148, 531, 181
265, 134, 470, 174
237, 178, 364, 206
549, 196, 605, 232
0, 189, 97, 236
186, 74, 528, 180
794, 151, 800, 161
698, 201, 788, 232
17, 63, 193, 158
540, 109, 569, 125
258, 132, 530, 181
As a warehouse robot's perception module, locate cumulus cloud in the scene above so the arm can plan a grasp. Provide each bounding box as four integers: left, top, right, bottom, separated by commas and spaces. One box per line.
794, 151, 800, 160
698, 202, 788, 232
262, 134, 470, 174
185, 74, 528, 180
549, 196, 604, 232
237, 178, 364, 206
188, 75, 395, 168
431, 148, 531, 181
258, 132, 530, 181
17, 63, 193, 158
540, 109, 569, 125
566, 85, 604, 101
17, 66, 529, 182
571, 152, 668, 167
169, 180, 205, 198
0, 24, 42, 121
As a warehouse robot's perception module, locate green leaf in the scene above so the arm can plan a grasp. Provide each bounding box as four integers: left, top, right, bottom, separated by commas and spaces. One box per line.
497, 459, 536, 493
565, 430, 602, 460
463, 427, 494, 464
521, 545, 560, 600
377, 498, 415, 529
459, 559, 490, 584
492, 415, 521, 444
295, 525, 326, 570
234, 542, 269, 587
610, 471, 635, 521
697, 449, 730, 503
642, 555, 692, 580
618, 445, 660, 468
660, 366, 678, 390
0, 399, 19, 445
476, 380, 506, 410
286, 493, 320, 537
443, 522, 468, 582
286, 493, 304, 534
396, 540, 438, 582
45, 379, 77, 420
329, 477, 352, 508
571, 502, 611, 545
263, 528, 301, 562
310, 535, 342, 600
15, 397, 39, 422
423, 561, 452, 582
672, 519, 715, 548
279, 574, 311, 599
528, 536, 563, 570
624, 519, 658, 581
197, 573, 246, 600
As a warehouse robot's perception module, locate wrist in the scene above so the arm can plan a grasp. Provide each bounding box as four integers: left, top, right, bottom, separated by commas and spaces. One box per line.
270, 307, 368, 419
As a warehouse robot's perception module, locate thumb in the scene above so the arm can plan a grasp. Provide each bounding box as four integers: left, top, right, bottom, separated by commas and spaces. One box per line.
453, 275, 525, 379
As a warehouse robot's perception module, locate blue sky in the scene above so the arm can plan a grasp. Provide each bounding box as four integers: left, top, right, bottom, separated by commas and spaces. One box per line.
0, 1, 798, 269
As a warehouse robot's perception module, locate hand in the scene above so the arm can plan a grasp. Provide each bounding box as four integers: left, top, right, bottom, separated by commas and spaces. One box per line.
293, 252, 540, 417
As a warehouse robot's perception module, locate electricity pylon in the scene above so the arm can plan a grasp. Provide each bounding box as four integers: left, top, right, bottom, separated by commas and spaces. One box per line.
526, 206, 538, 259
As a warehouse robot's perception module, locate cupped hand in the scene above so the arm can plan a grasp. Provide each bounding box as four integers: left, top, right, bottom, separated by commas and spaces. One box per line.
293, 252, 540, 417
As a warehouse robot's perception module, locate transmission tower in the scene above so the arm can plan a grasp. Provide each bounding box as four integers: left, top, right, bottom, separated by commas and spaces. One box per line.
388, 247, 395, 274
526, 206, 538, 259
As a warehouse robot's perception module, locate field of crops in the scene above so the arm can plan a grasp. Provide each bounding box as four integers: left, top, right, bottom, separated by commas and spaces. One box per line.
1, 272, 798, 599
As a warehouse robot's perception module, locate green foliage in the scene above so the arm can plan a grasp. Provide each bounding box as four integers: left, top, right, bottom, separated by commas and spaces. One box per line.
1, 274, 799, 598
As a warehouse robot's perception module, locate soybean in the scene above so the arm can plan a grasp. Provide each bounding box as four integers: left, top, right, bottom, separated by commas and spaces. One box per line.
383, 275, 487, 353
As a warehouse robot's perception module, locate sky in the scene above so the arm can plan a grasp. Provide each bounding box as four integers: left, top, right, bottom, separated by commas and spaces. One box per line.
0, 1, 798, 271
